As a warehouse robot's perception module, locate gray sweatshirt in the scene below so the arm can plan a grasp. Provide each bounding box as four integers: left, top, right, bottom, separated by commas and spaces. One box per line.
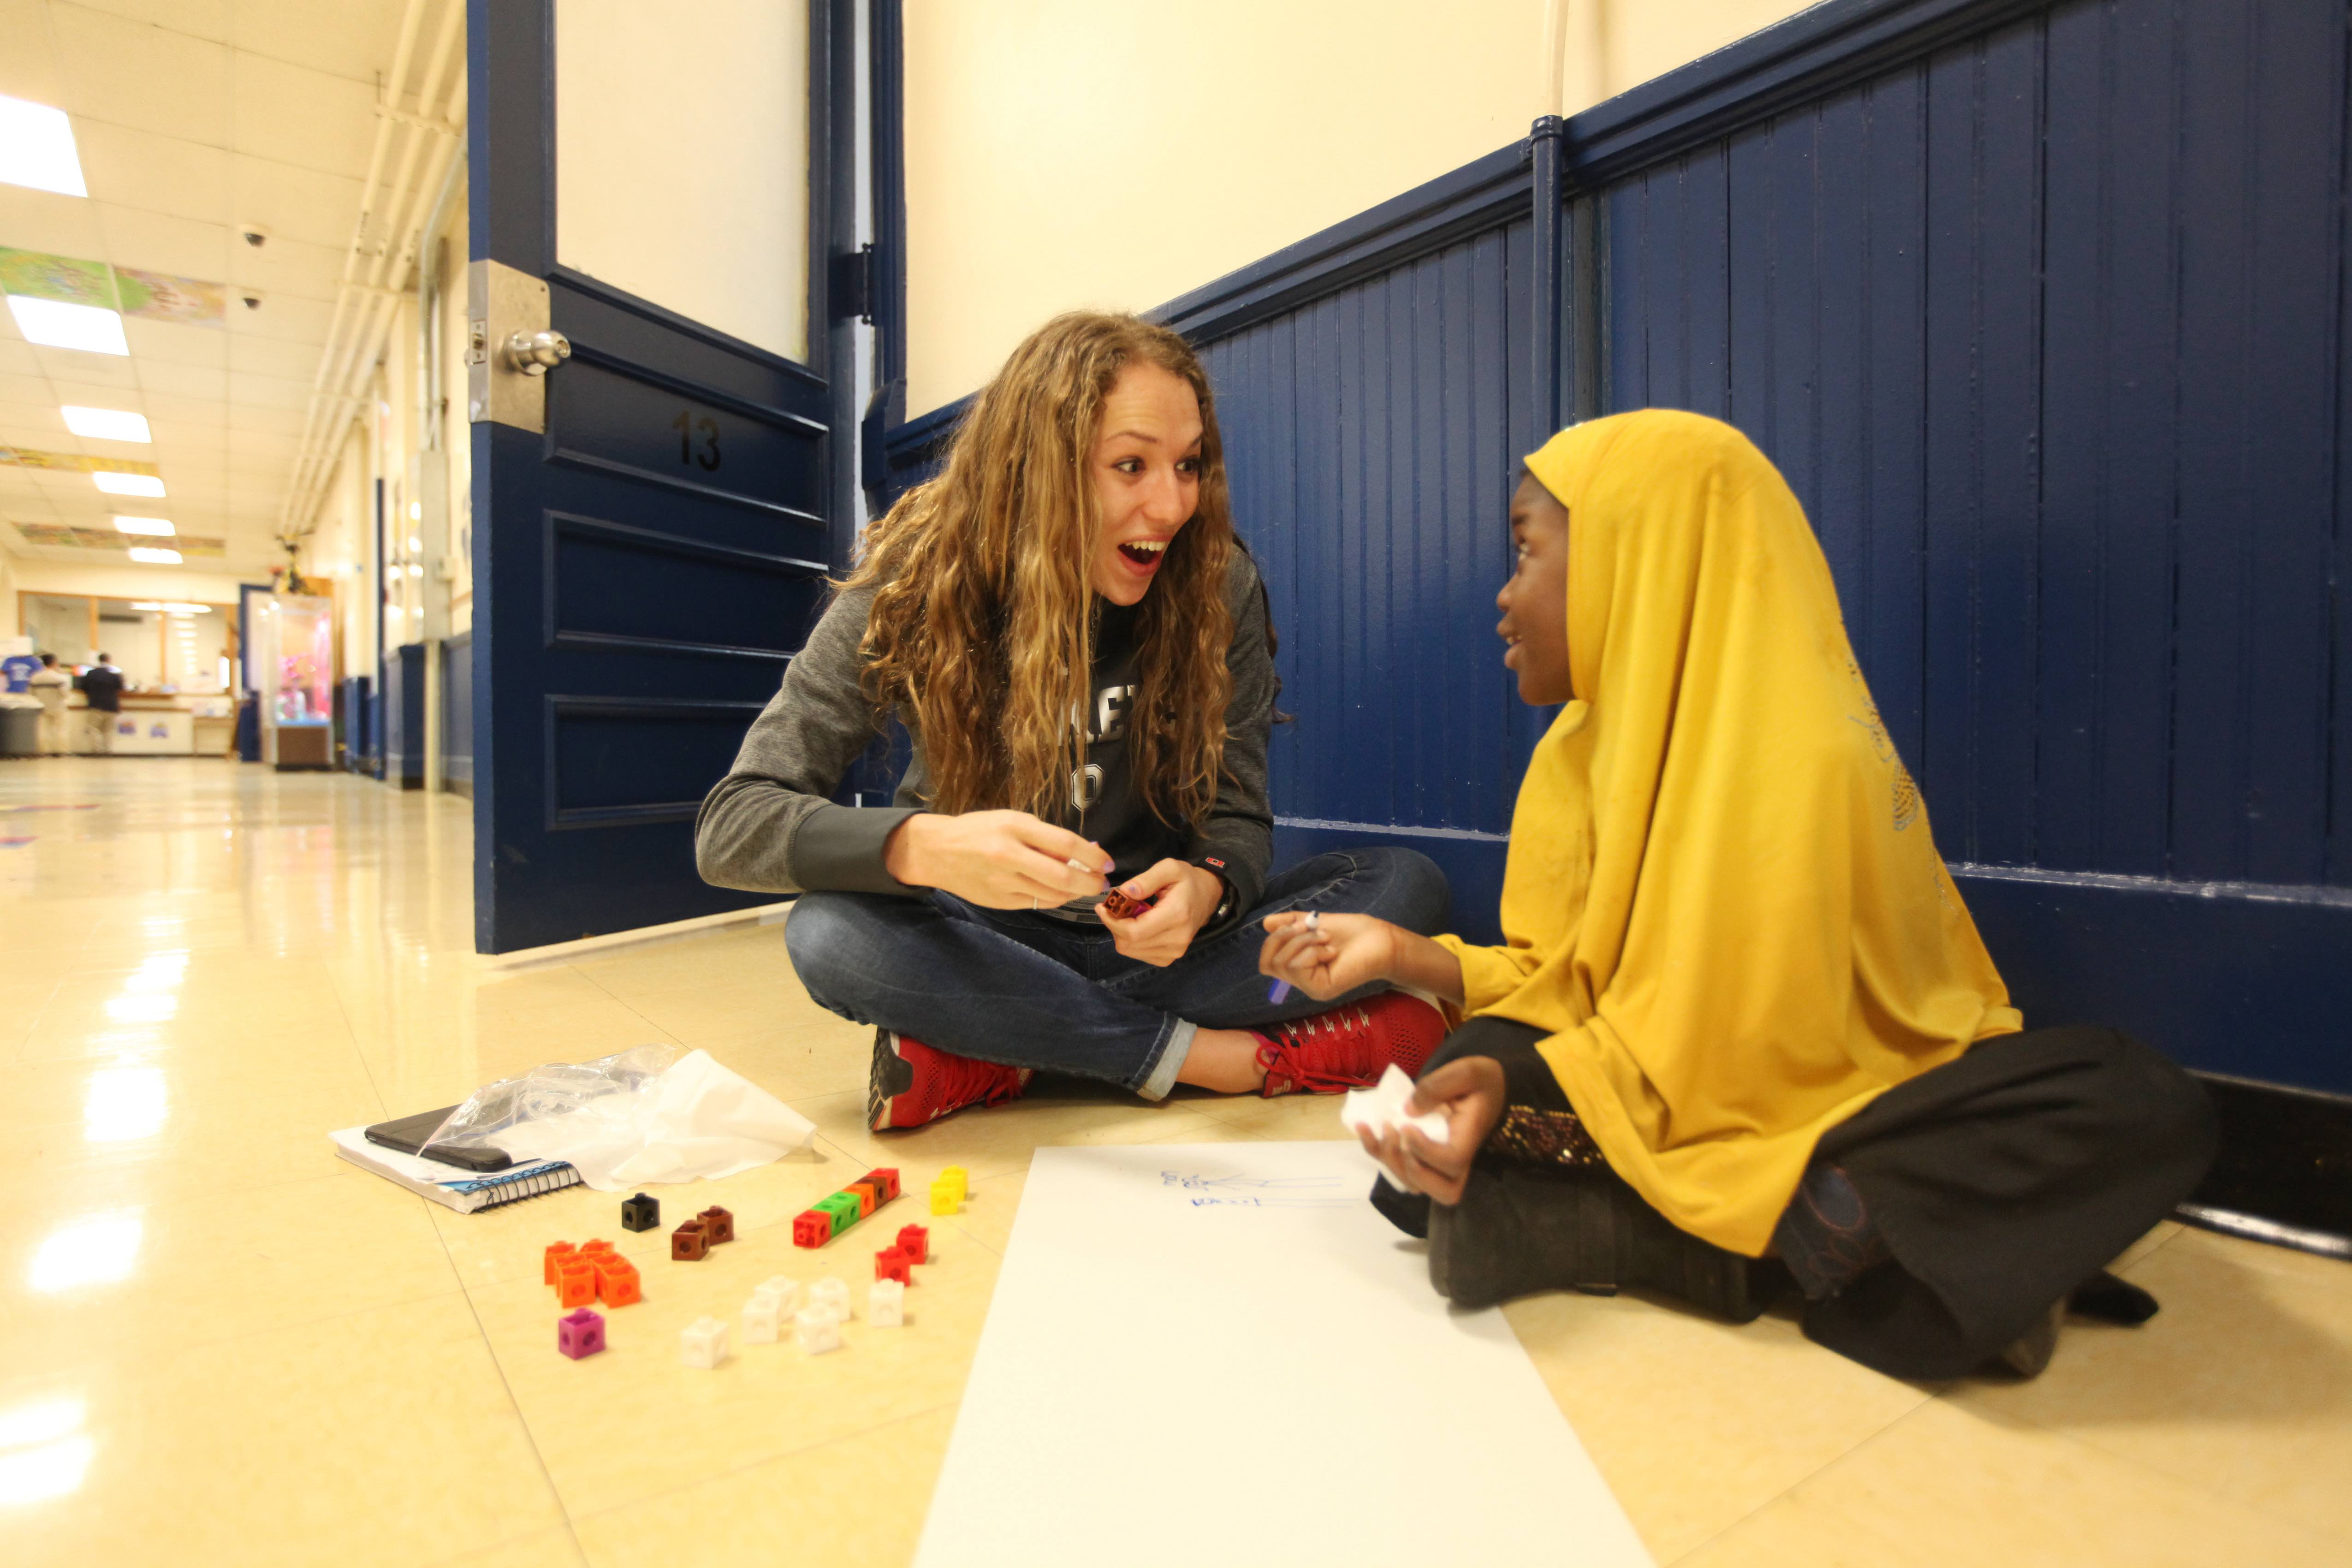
694, 550, 1276, 929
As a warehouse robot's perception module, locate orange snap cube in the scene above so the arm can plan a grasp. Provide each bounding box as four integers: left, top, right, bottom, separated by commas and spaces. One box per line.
543, 1241, 577, 1286
556, 1261, 598, 1309
594, 1255, 641, 1307
846, 1183, 877, 1218
579, 1238, 615, 1256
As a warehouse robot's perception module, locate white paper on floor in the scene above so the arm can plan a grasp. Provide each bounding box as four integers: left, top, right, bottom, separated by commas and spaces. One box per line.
914, 1141, 1652, 1568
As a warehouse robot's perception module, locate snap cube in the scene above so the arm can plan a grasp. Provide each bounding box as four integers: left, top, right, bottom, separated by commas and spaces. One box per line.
794, 1307, 842, 1354
556, 1260, 598, 1309
621, 1193, 660, 1232
543, 1241, 577, 1285
741, 1295, 781, 1345
870, 1277, 906, 1326
557, 1307, 606, 1359
809, 1276, 850, 1320
697, 1206, 736, 1245
679, 1315, 731, 1369
864, 1168, 902, 1202
579, 1238, 614, 1257
753, 1275, 802, 1314
929, 1177, 960, 1216
792, 1210, 832, 1248
845, 1182, 878, 1218
671, 1220, 709, 1261
817, 1193, 861, 1234
941, 1165, 969, 1200
896, 1224, 930, 1264
593, 1254, 641, 1307
875, 1246, 912, 1284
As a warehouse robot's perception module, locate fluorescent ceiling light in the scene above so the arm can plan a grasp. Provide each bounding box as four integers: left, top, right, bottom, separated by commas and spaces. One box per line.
162, 603, 210, 615
130, 602, 166, 611
92, 472, 164, 498
127, 546, 181, 564
112, 516, 174, 537
61, 406, 150, 442
0, 95, 88, 197
6, 297, 128, 356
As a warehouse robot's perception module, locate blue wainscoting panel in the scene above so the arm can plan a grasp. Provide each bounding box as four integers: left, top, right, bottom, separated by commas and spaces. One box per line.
1200, 220, 1549, 944
1590, 0, 2352, 1092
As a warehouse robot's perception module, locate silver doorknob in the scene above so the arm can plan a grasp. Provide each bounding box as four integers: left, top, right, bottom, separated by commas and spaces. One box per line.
504, 328, 571, 375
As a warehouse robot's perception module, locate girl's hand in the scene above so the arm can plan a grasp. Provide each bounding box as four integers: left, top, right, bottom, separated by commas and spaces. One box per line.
883, 810, 1110, 909
1257, 911, 1398, 1001
1354, 1056, 1506, 1206
1099, 860, 1222, 967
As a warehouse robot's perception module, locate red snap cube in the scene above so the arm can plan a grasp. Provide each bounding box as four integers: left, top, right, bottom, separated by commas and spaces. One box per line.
793, 1210, 832, 1249
874, 1246, 912, 1284
864, 1168, 902, 1202
895, 1224, 929, 1265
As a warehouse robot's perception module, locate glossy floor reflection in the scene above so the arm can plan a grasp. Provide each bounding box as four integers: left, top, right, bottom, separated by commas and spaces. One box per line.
1, 758, 2345, 1566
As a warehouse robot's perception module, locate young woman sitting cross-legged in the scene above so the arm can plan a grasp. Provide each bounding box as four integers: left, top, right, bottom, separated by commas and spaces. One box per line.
697, 311, 1450, 1129
1258, 410, 2215, 1380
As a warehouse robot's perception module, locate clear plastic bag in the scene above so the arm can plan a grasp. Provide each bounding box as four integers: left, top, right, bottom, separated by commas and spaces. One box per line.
419, 1044, 814, 1189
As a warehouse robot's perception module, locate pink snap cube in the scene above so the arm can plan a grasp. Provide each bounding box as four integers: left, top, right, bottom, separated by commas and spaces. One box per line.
558, 1307, 606, 1360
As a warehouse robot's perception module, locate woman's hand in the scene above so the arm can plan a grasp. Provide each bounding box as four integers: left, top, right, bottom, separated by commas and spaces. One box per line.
883, 810, 1110, 910
1257, 911, 1399, 1001
1099, 860, 1223, 967
1355, 1056, 1506, 1206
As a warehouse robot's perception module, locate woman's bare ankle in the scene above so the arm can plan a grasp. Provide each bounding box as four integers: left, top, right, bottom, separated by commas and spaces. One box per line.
1174, 1027, 1270, 1095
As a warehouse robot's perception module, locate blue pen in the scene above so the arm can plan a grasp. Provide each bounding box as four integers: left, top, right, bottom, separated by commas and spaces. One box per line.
1267, 911, 1318, 1003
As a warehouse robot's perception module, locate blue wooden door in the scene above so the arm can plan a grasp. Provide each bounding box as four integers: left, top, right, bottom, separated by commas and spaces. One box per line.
467, 1, 856, 952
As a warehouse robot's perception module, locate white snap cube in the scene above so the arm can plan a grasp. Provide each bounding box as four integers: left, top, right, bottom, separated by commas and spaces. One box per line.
810, 1276, 851, 1320
679, 1314, 731, 1369
869, 1277, 905, 1326
794, 1306, 842, 1354
752, 1275, 802, 1315
741, 1295, 781, 1344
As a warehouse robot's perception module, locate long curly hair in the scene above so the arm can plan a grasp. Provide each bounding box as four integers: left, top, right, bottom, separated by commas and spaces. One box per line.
845, 312, 1236, 824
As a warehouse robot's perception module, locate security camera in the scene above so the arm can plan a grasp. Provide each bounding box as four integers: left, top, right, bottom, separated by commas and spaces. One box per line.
240, 226, 269, 248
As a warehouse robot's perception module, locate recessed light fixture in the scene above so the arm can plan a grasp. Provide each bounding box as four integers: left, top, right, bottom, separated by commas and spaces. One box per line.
0, 95, 89, 197
112, 516, 175, 537
6, 297, 128, 356
61, 406, 151, 442
127, 546, 182, 564
92, 472, 165, 498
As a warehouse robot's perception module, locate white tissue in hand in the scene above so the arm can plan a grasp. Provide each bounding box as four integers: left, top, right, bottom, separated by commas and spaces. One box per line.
1339, 1064, 1450, 1142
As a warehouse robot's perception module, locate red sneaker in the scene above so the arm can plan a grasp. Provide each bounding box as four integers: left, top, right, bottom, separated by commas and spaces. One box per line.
867, 1028, 1031, 1130
1254, 991, 1448, 1097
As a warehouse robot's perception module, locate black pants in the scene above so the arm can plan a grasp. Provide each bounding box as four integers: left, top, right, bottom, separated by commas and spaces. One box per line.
1419, 1020, 2217, 1379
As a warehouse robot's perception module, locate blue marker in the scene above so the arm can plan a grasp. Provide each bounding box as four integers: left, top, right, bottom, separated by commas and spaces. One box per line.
1266, 911, 1318, 1004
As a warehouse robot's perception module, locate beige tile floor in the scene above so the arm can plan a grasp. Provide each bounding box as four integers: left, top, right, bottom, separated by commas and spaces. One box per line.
1, 757, 2346, 1567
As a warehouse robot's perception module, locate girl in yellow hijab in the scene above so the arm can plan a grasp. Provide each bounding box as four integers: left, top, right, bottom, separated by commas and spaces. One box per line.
1260, 410, 2213, 1379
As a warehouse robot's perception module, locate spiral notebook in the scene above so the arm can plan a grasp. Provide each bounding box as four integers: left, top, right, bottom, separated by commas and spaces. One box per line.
330, 1126, 582, 1213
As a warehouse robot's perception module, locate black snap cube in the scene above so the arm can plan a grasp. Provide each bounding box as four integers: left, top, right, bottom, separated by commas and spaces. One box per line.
621, 1192, 660, 1233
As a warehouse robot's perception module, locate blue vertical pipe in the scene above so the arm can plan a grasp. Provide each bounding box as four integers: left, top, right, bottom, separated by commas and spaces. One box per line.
1528, 115, 1567, 438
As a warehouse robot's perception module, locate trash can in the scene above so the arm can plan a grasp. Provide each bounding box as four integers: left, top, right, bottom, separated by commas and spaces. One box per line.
0, 696, 40, 757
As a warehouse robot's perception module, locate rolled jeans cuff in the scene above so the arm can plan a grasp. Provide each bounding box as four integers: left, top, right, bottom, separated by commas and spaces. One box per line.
1136, 1017, 1198, 1102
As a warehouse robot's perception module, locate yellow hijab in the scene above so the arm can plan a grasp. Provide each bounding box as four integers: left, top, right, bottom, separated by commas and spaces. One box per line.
1434, 410, 2020, 1256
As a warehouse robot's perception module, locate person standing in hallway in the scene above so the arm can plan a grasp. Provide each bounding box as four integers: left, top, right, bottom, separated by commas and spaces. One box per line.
28, 653, 72, 755
77, 653, 123, 755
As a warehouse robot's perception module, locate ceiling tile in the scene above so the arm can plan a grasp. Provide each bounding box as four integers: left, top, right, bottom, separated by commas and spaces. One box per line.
33, 344, 139, 386
228, 368, 309, 409
224, 330, 315, 379
231, 50, 374, 178
0, 339, 40, 375
0, 421, 69, 447
227, 230, 343, 302
0, 183, 110, 259
232, 0, 410, 84
76, 120, 233, 228
134, 358, 226, 400
222, 402, 302, 435
50, 2, 232, 147
0, 13, 64, 105
227, 154, 359, 250
222, 288, 329, 343
0, 370, 54, 404
123, 315, 230, 368
70, 0, 233, 40
45, 373, 144, 408
95, 202, 232, 280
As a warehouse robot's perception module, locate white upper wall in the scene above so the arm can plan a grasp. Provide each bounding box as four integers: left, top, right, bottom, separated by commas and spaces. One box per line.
904, 0, 1819, 415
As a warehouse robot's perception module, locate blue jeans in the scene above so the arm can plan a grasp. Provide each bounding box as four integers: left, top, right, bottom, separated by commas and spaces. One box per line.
784, 847, 1451, 1098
